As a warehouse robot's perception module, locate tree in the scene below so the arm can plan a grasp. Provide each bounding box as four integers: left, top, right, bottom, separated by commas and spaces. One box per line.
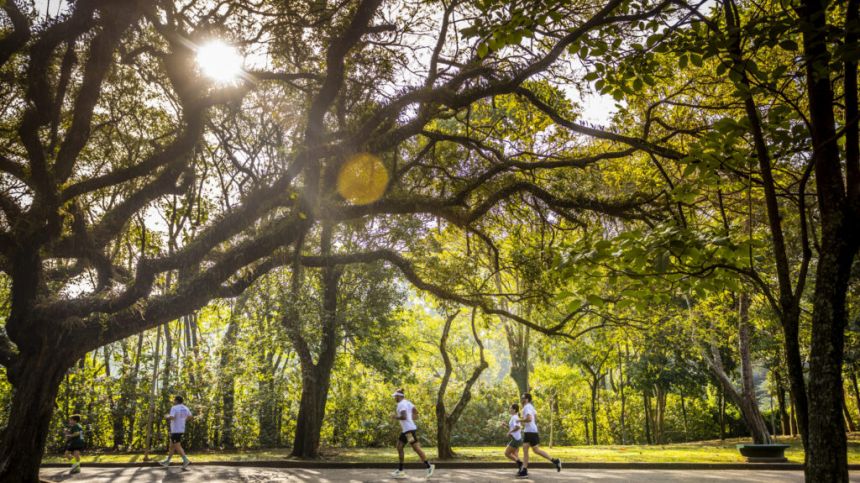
434, 308, 488, 459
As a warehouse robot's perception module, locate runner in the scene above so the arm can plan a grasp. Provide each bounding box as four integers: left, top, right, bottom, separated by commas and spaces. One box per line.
390, 389, 435, 479
63, 414, 84, 474
503, 403, 524, 473
518, 393, 561, 478
159, 395, 193, 469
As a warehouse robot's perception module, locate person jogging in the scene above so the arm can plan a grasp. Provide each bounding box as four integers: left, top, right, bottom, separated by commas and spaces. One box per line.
160, 395, 193, 469
63, 414, 85, 474
518, 393, 561, 478
390, 389, 435, 479
503, 403, 524, 473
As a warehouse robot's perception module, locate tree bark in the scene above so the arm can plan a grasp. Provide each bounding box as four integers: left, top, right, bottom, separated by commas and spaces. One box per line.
0, 351, 74, 483
843, 394, 857, 433
797, 0, 860, 479
643, 391, 652, 445
289, 225, 341, 458
219, 311, 240, 449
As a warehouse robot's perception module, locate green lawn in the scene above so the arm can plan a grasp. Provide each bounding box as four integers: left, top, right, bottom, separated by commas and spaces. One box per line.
42, 436, 860, 464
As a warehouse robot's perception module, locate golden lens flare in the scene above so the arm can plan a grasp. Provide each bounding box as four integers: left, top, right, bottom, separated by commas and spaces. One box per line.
336, 152, 389, 205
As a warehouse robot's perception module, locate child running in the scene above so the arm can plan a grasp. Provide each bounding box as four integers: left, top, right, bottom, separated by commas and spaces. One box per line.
63, 414, 84, 474
519, 393, 562, 478
160, 395, 193, 469
503, 403, 524, 473
390, 389, 435, 479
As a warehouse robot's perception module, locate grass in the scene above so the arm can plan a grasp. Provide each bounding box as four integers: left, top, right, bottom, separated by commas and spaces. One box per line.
41, 435, 860, 465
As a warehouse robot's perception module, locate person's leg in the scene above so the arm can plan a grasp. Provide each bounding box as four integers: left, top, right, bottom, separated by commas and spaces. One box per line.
411, 441, 434, 476
397, 440, 405, 471
411, 442, 428, 462
505, 446, 518, 462
522, 443, 530, 468
532, 445, 553, 461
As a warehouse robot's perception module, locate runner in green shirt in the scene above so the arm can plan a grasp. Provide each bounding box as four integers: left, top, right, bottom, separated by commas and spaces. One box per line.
63, 414, 84, 474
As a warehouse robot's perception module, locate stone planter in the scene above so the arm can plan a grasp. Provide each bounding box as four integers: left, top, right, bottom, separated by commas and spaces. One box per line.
736, 443, 791, 463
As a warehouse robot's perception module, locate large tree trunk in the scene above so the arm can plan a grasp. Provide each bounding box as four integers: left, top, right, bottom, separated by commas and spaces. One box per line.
0, 351, 73, 483
291, 361, 335, 457
289, 229, 341, 458
797, 0, 860, 479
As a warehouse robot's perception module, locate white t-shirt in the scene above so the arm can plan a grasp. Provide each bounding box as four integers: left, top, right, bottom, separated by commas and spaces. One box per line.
508, 414, 522, 440
522, 403, 538, 433
169, 404, 192, 433
396, 399, 417, 432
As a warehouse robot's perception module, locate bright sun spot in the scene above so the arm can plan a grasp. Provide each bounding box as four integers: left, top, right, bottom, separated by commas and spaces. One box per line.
196, 40, 243, 84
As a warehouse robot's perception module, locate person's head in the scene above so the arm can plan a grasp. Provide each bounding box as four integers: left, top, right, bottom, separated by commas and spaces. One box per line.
392, 389, 405, 402
174, 395, 184, 405
68, 414, 81, 424
509, 403, 519, 415
520, 393, 532, 405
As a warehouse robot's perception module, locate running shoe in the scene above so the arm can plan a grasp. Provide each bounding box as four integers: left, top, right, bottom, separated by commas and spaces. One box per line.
391, 469, 407, 479
426, 463, 435, 478
553, 458, 562, 472
182, 459, 191, 469
158, 460, 170, 467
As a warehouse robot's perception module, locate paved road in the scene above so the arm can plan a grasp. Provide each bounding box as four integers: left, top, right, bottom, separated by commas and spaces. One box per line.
38, 466, 860, 482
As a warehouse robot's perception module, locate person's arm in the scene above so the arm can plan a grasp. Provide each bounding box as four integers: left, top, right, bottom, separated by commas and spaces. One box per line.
394, 409, 407, 420
520, 413, 533, 423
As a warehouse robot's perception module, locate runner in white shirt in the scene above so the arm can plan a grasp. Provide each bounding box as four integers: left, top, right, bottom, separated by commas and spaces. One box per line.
518, 393, 561, 478
160, 396, 193, 469
390, 389, 435, 479
503, 403, 524, 472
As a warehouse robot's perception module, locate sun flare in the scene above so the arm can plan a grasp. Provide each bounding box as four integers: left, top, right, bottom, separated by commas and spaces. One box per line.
196, 40, 243, 84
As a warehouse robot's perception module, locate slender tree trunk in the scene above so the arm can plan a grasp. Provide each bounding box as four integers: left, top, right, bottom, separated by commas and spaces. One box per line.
591, 380, 599, 445
851, 370, 860, 426
719, 387, 726, 441
680, 394, 689, 442
776, 376, 790, 436
219, 315, 240, 449
843, 394, 857, 432
643, 391, 652, 445
143, 328, 163, 459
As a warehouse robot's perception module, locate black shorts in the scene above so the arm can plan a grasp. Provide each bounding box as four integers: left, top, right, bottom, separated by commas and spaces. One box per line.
523, 432, 540, 446
170, 433, 184, 444
65, 441, 84, 452
398, 430, 418, 445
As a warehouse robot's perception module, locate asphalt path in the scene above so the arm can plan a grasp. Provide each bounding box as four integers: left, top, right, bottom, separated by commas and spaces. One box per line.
40, 465, 860, 482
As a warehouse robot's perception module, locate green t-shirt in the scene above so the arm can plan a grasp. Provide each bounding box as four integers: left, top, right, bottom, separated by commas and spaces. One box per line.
67, 423, 84, 444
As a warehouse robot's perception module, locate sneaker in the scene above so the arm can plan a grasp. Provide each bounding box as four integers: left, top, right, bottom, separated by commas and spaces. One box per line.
517, 468, 528, 478
70, 464, 80, 474
390, 469, 406, 479
553, 458, 562, 472
181, 459, 191, 469
426, 463, 435, 478
516, 460, 523, 470
159, 460, 170, 467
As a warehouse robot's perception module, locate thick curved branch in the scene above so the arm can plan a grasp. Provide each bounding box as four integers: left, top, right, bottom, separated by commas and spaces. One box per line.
301, 249, 583, 339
